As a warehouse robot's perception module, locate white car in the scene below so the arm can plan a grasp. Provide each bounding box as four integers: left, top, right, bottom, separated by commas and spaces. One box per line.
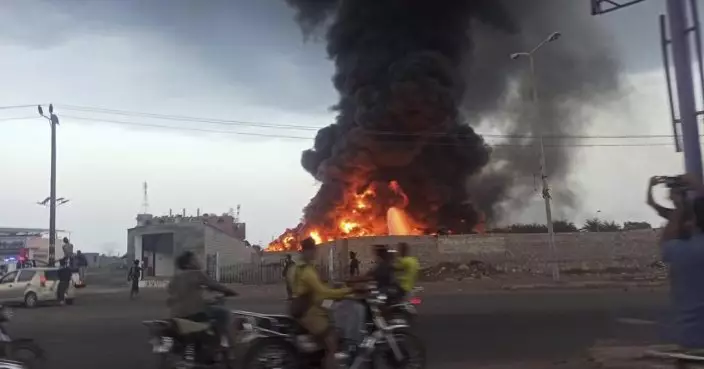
0, 268, 78, 308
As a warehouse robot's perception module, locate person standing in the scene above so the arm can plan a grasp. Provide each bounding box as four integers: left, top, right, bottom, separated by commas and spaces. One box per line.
349, 252, 360, 277
282, 254, 295, 300
128, 260, 142, 299
75, 251, 88, 285
658, 174, 704, 349
57, 259, 72, 305
62, 237, 74, 267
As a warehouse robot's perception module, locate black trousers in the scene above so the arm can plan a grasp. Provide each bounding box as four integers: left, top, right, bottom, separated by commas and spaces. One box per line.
130, 279, 139, 296
57, 281, 69, 302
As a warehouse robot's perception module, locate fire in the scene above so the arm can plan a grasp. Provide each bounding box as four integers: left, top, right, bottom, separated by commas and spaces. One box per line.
309, 231, 323, 245
267, 180, 422, 251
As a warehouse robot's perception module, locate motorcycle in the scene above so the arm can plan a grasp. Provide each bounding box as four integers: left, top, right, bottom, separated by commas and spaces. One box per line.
142, 295, 235, 369
237, 287, 426, 369
0, 306, 46, 369
387, 287, 423, 327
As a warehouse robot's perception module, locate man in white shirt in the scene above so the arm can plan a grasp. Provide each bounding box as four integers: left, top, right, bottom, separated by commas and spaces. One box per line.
62, 237, 74, 267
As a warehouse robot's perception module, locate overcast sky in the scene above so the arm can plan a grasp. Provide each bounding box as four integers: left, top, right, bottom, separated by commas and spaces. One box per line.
0, 0, 700, 253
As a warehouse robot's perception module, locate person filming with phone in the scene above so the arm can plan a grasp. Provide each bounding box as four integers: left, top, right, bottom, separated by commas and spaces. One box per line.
655, 174, 704, 349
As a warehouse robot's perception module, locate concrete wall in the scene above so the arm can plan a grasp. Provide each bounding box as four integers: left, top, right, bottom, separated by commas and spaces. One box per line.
204, 225, 255, 267
286, 229, 661, 276
127, 223, 207, 277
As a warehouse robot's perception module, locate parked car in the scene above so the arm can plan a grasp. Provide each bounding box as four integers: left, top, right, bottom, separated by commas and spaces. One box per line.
0, 268, 78, 308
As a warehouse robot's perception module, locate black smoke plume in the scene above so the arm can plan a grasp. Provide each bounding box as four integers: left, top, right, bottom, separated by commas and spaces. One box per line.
282, 0, 620, 235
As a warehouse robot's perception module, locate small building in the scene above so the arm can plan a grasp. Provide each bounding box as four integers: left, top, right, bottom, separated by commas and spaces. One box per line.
126, 213, 254, 278
0, 227, 69, 265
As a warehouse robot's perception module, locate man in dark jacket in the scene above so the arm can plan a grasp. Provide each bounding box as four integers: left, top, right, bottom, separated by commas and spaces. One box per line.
57, 259, 73, 305
128, 260, 142, 299
282, 254, 295, 300
75, 250, 88, 285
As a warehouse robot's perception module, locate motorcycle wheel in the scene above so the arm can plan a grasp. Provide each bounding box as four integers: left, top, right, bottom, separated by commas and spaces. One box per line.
6, 341, 47, 369
372, 331, 425, 369
241, 338, 299, 369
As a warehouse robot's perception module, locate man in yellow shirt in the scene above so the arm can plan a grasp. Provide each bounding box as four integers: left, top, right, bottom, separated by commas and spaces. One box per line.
395, 242, 420, 296
288, 237, 351, 369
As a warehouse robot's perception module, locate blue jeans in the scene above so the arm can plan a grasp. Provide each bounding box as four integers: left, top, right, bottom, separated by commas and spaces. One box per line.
204, 306, 233, 347
333, 300, 366, 346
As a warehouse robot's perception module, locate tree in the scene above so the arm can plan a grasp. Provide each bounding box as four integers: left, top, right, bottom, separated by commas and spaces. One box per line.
582, 218, 622, 232
491, 220, 578, 234
553, 220, 579, 233
623, 221, 652, 231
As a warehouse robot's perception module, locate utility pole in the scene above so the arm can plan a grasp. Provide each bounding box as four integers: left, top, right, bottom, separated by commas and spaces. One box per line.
591, 0, 704, 180
510, 31, 562, 282
666, 0, 703, 179
37, 104, 59, 266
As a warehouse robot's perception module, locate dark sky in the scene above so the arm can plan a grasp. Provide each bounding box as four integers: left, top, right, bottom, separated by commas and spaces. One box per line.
3, 0, 698, 112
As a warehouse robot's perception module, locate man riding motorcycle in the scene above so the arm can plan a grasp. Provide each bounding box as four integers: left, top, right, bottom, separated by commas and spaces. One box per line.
167, 251, 238, 357
395, 242, 420, 298
288, 237, 352, 369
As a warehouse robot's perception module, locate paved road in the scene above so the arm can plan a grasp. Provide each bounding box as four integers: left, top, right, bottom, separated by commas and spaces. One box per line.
4, 288, 671, 369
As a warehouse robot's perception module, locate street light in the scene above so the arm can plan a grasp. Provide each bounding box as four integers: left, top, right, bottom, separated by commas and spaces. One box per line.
510, 31, 562, 282
37, 197, 70, 207
37, 104, 60, 266
596, 210, 602, 232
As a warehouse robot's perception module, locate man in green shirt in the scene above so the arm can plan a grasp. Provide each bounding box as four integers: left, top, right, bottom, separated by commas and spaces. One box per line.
395, 242, 419, 296
289, 237, 351, 369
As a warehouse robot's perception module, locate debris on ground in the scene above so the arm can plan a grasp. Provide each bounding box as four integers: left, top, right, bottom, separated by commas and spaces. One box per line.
419, 261, 500, 281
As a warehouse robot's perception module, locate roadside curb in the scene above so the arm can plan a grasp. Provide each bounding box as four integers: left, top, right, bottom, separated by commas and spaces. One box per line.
501, 281, 667, 291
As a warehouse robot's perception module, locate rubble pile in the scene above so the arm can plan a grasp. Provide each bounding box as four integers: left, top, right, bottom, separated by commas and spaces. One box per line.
419, 261, 501, 281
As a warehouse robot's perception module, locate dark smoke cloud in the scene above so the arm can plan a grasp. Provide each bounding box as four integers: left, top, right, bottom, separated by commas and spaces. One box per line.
462, 1, 621, 222
284, 0, 620, 230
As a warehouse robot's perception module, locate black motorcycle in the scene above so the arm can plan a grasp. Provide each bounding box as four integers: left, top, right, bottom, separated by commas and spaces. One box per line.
143, 295, 235, 369
0, 306, 46, 369
387, 287, 423, 327
238, 288, 426, 369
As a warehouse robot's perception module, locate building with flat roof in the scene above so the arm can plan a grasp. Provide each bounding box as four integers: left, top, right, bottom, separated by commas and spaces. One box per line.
0, 227, 69, 265
127, 212, 253, 279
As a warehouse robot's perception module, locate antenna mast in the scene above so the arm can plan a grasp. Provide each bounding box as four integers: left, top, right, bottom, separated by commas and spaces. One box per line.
142, 182, 150, 214
235, 204, 241, 223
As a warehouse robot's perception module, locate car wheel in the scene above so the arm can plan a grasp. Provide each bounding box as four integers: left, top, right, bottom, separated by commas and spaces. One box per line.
65, 298, 74, 305
24, 292, 38, 308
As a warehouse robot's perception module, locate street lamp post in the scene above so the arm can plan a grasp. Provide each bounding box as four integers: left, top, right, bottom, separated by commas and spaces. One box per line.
37, 104, 60, 266
596, 210, 602, 232
510, 31, 562, 282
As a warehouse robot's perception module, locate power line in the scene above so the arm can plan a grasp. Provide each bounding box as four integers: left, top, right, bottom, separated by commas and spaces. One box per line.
59, 114, 679, 149
0, 104, 40, 110
61, 115, 315, 140
58, 103, 682, 140
0, 116, 39, 122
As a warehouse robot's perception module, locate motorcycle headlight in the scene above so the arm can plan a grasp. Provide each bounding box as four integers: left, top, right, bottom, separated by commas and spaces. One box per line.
371, 294, 387, 305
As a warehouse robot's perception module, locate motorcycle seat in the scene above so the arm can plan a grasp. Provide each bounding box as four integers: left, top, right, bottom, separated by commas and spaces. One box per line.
171, 318, 212, 335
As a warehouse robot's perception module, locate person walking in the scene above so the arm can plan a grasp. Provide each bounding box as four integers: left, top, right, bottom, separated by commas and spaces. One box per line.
282, 254, 295, 300
56, 259, 72, 305
75, 250, 88, 285
128, 260, 142, 299
349, 252, 360, 277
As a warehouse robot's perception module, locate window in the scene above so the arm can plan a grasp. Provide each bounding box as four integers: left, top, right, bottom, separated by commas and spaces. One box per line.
0, 272, 17, 284
17, 271, 36, 283
44, 270, 59, 281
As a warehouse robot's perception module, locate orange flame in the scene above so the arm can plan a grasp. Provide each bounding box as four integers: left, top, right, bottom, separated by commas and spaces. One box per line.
267, 180, 422, 251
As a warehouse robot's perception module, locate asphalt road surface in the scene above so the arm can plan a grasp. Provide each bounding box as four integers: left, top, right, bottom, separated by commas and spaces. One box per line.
5, 287, 672, 369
